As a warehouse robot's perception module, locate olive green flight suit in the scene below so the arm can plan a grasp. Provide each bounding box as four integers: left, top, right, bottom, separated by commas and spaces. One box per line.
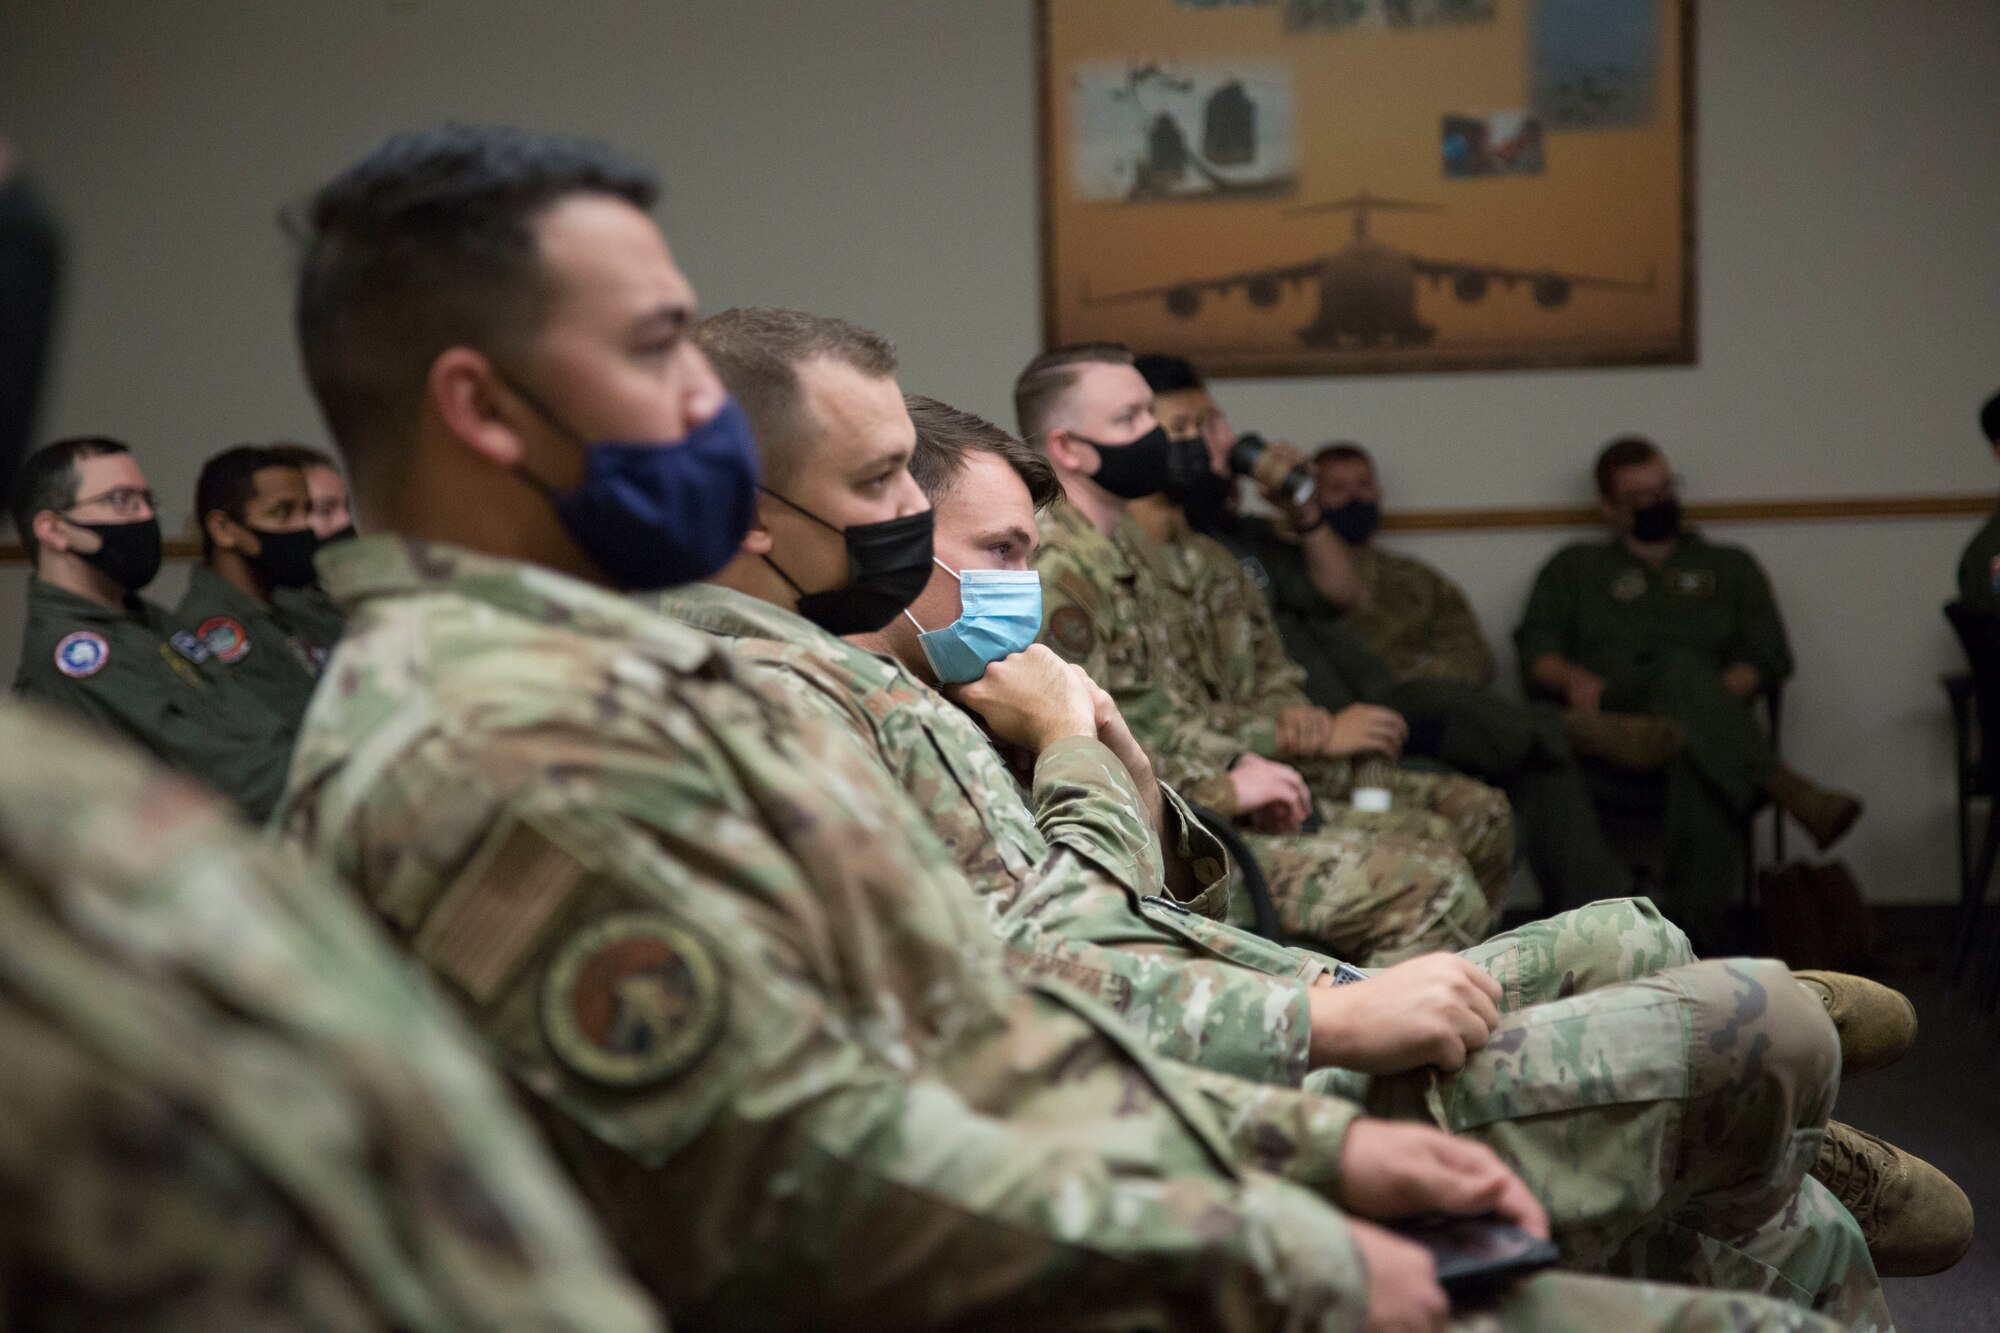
1955, 506, 2000, 604
13, 579, 296, 820
1515, 532, 1794, 939
176, 562, 344, 730
1218, 515, 1635, 910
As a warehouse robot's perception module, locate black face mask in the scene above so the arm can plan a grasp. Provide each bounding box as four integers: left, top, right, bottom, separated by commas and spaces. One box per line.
1075, 424, 1177, 500
247, 525, 323, 589
761, 489, 936, 634
1325, 499, 1381, 545
69, 517, 163, 593
1630, 497, 1682, 544
1167, 458, 1237, 536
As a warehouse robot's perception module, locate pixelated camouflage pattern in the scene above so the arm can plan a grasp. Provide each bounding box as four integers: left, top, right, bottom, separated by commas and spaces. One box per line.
1033, 502, 1490, 963
0, 703, 661, 1333
1345, 544, 1500, 688
279, 536, 1397, 1332
1136, 518, 1515, 912
656, 582, 1337, 1087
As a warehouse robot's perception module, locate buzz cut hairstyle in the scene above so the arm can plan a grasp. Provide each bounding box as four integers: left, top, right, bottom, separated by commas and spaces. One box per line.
1981, 390, 2000, 446
1132, 352, 1205, 397
265, 441, 341, 473
1012, 342, 1135, 452
905, 394, 1062, 513
293, 124, 659, 475
693, 306, 898, 488
194, 444, 292, 558
10, 435, 132, 563
1594, 434, 1662, 498
1313, 442, 1374, 470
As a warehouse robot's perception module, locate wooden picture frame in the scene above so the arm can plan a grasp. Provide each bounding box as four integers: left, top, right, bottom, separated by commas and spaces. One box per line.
1036, 0, 1697, 377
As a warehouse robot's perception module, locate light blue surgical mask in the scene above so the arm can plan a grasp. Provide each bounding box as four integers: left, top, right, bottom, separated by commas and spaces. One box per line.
903, 562, 1043, 684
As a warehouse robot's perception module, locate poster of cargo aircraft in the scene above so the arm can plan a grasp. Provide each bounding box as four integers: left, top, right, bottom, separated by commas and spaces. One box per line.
1036, 0, 1693, 376
1084, 191, 1654, 349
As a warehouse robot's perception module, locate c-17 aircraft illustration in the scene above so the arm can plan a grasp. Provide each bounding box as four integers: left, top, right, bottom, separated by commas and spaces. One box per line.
1085, 191, 1655, 348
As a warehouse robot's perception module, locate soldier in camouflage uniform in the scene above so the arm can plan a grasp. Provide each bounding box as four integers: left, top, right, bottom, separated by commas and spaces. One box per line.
0, 703, 662, 1333
271, 127, 1899, 1331
1118, 499, 1519, 913
662, 336, 1899, 1326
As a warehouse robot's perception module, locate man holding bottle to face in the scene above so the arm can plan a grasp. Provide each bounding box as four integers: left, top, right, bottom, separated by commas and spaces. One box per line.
10, 436, 295, 818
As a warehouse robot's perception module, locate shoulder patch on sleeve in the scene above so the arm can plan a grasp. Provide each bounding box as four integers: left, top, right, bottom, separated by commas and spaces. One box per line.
197, 616, 251, 663
1047, 606, 1096, 659
54, 630, 109, 678
540, 911, 725, 1088
415, 822, 589, 1003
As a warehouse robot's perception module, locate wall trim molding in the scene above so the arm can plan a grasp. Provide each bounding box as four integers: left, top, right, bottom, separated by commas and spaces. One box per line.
0, 492, 1990, 561
1383, 492, 1995, 533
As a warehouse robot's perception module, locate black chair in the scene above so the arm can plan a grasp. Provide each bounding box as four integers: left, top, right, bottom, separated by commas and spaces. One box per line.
1189, 804, 1286, 943
1941, 600, 2000, 1007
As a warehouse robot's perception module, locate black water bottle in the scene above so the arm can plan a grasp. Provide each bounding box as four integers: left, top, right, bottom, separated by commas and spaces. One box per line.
1228, 433, 1315, 509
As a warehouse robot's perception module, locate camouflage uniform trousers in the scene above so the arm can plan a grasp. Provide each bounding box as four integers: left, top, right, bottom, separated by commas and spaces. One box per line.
1308, 899, 1887, 1331
1309, 760, 1518, 921
1233, 821, 1494, 966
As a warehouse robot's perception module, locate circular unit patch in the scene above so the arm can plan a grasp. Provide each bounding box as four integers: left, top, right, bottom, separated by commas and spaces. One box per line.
540, 912, 724, 1088
54, 631, 110, 678
198, 616, 251, 664
1047, 606, 1096, 658
1610, 569, 1648, 603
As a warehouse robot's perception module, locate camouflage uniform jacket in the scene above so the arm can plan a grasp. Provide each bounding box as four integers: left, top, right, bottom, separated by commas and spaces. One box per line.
279, 537, 1376, 1332
0, 704, 660, 1332
657, 583, 1332, 1086
1033, 501, 1263, 814
1345, 545, 1498, 688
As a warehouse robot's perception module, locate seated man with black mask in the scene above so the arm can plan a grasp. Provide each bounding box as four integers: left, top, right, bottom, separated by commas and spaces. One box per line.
11, 436, 294, 819
176, 444, 340, 729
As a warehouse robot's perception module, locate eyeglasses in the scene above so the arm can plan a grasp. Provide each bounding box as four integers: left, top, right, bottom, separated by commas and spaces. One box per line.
62, 486, 156, 520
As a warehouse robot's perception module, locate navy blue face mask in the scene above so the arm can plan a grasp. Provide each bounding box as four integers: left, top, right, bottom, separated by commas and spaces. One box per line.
505, 377, 761, 592
1325, 499, 1380, 545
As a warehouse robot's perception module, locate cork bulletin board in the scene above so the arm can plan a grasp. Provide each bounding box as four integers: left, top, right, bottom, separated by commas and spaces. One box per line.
1037, 0, 1695, 376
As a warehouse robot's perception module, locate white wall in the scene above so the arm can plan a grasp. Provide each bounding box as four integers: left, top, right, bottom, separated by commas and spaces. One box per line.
2, 0, 1995, 901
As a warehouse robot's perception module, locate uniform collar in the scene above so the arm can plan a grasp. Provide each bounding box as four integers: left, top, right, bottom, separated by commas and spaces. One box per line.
184, 562, 274, 621
28, 578, 150, 626
1040, 500, 1132, 579
652, 581, 832, 652
318, 535, 722, 674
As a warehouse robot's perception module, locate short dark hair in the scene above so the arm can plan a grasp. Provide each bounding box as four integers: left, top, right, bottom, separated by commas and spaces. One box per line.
11, 436, 130, 562
293, 124, 658, 474
906, 394, 1062, 513
1981, 391, 2000, 446
265, 442, 340, 472
1132, 353, 1204, 396
1594, 434, 1662, 498
1313, 442, 1373, 470
1013, 342, 1134, 450
694, 307, 898, 487
194, 444, 297, 557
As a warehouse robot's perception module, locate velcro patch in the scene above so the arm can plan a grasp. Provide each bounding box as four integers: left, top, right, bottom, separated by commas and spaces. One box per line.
416, 822, 587, 1004
54, 631, 109, 678
197, 616, 250, 663
1047, 606, 1096, 659
1610, 569, 1647, 602
1666, 569, 1716, 598
168, 630, 212, 664
540, 911, 725, 1088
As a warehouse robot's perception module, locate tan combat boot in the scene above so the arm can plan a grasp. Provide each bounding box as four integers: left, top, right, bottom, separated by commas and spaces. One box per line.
1762, 764, 1864, 850
1563, 710, 1684, 769
1812, 1122, 1973, 1276
1793, 971, 1916, 1078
